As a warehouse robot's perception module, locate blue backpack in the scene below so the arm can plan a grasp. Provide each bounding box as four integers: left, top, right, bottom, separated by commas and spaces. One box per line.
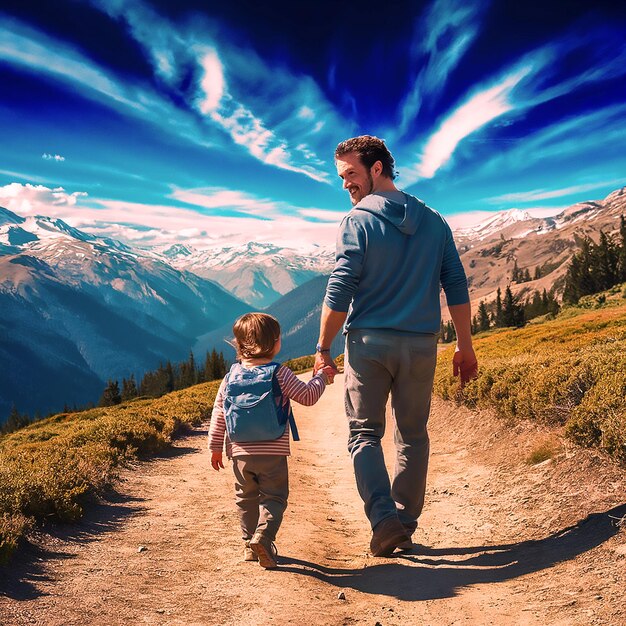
223, 362, 299, 443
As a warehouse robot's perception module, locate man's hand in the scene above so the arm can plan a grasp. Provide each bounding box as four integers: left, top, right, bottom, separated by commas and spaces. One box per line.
314, 351, 338, 376
211, 451, 224, 471
452, 346, 478, 387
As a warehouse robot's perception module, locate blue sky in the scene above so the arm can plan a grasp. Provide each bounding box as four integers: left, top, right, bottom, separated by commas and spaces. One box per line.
0, 0, 625, 248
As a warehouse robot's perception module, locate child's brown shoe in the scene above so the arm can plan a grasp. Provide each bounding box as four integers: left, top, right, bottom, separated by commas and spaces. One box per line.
249, 533, 278, 569
243, 541, 258, 561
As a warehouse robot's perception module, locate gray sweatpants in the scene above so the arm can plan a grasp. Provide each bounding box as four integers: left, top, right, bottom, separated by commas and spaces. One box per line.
232, 455, 289, 542
344, 329, 438, 531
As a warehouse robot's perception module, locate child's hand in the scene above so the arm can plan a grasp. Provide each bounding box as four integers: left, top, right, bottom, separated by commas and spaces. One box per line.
211, 451, 225, 471
321, 365, 336, 384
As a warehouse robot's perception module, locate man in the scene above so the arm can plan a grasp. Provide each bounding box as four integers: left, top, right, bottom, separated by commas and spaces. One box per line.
314, 135, 477, 557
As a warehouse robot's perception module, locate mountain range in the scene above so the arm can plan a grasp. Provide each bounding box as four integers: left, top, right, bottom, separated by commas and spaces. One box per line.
449, 186, 626, 317
159, 241, 334, 308
0, 208, 249, 419
1, 185, 624, 422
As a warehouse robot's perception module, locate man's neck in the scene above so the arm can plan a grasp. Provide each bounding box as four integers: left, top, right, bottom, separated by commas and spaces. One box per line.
372, 177, 398, 194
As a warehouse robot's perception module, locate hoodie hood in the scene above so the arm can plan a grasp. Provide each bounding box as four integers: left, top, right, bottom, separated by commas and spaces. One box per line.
352, 192, 425, 235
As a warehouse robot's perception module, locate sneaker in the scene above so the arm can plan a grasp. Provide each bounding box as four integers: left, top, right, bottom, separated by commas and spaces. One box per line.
370, 516, 411, 557
249, 533, 278, 569
243, 541, 258, 562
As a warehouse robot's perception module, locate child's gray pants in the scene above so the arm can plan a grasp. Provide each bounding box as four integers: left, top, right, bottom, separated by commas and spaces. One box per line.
232, 455, 289, 542
344, 329, 438, 532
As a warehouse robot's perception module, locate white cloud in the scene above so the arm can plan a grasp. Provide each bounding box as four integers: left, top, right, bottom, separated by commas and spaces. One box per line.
197, 48, 225, 114
397, 0, 485, 136
401, 66, 532, 182
170, 187, 281, 217
297, 106, 315, 120
1, 182, 340, 249
42, 153, 65, 162
298, 209, 344, 223
0, 183, 87, 214
485, 179, 626, 204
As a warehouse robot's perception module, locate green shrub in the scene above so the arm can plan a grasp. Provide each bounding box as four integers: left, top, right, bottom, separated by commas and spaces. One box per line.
435, 301, 626, 463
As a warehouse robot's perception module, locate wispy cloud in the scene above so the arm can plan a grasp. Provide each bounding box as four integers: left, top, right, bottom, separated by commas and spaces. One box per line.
297, 208, 344, 223
400, 66, 532, 182
42, 153, 65, 162
477, 104, 626, 177
397, 0, 486, 137
0, 10, 340, 185
91, 0, 343, 183
170, 187, 282, 218
0, 18, 211, 150
398, 21, 626, 186
485, 179, 626, 204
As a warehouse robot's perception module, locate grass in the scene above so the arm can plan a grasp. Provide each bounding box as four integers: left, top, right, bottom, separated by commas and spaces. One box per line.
435, 288, 626, 466
0, 380, 221, 564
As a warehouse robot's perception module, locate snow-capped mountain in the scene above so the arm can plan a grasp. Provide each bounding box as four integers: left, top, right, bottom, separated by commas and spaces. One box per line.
454, 208, 535, 242
160, 241, 335, 308
444, 186, 626, 317
0, 207, 249, 420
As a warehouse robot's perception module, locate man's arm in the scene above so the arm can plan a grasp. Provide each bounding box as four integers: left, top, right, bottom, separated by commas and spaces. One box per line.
314, 304, 347, 373
448, 302, 478, 386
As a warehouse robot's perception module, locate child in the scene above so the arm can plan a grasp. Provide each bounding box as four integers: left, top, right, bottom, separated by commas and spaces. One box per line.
209, 312, 335, 569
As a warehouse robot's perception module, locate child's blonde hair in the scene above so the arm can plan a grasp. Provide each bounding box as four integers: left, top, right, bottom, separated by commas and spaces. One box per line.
232, 312, 281, 360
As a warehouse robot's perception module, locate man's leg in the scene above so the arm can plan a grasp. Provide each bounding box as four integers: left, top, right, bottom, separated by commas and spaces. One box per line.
345, 331, 396, 530
390, 335, 438, 534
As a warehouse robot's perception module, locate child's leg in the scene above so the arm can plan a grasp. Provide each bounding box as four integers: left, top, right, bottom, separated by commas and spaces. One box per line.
232, 458, 260, 541
255, 455, 289, 542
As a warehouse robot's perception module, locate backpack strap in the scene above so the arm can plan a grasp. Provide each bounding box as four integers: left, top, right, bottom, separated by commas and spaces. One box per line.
271, 363, 300, 442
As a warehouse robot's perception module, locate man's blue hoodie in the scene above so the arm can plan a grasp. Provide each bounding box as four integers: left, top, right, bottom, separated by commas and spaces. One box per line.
324, 191, 469, 334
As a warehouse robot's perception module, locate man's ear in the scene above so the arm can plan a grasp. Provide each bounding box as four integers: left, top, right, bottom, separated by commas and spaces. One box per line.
371, 160, 383, 178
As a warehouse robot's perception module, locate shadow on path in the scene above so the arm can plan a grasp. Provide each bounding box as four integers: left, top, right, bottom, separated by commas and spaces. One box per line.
0, 491, 144, 601
0, 433, 204, 601
279, 502, 626, 601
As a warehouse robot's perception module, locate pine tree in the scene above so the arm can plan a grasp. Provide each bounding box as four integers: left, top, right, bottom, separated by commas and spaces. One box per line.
1, 404, 31, 434
477, 301, 490, 332
511, 260, 520, 283
619, 215, 626, 282
523, 268, 531, 282
502, 285, 524, 327
121, 374, 138, 401
534, 265, 541, 280
99, 380, 121, 407
494, 287, 504, 327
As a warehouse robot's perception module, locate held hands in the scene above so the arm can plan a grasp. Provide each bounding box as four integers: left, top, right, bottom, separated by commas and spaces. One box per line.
313, 351, 338, 378
452, 346, 478, 388
210, 451, 224, 471
320, 365, 336, 384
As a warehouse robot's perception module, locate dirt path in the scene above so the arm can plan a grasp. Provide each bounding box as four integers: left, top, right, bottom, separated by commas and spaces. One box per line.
1, 374, 625, 626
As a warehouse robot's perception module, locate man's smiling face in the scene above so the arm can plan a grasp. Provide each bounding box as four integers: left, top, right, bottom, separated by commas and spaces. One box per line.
336, 152, 374, 206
